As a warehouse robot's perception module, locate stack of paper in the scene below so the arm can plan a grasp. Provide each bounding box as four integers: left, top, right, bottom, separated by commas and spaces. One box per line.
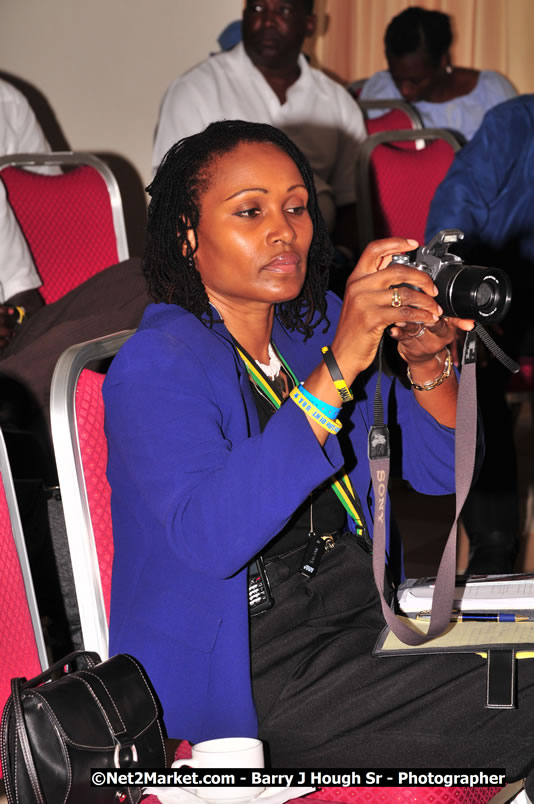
397, 573, 534, 615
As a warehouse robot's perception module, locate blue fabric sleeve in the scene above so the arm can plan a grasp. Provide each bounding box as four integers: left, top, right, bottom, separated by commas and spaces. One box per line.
104, 331, 345, 580
425, 101, 518, 244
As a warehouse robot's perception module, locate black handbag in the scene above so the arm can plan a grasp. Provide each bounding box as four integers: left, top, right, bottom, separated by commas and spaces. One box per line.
1, 650, 166, 803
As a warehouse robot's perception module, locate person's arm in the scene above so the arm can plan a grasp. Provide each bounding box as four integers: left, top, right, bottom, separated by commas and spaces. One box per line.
0, 180, 43, 351
425, 101, 519, 245
152, 78, 212, 174
11, 87, 51, 154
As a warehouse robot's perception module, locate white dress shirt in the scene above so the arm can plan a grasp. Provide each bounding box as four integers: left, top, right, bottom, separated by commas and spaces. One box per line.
0, 78, 50, 302
153, 43, 366, 230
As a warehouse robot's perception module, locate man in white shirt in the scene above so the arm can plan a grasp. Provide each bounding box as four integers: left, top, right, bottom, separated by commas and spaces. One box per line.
153, 0, 365, 251
0, 78, 50, 349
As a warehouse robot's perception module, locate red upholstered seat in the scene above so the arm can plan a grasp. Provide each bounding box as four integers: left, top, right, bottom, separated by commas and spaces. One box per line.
0, 431, 46, 776
50, 330, 133, 658
1, 165, 120, 304
355, 129, 461, 253
75, 369, 113, 619
368, 138, 457, 245
306, 786, 504, 802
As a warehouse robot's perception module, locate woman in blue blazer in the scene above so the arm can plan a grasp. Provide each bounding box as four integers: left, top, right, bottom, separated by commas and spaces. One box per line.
104, 121, 534, 782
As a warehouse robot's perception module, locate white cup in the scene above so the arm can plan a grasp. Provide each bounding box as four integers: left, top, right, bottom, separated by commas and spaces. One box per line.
173, 737, 265, 803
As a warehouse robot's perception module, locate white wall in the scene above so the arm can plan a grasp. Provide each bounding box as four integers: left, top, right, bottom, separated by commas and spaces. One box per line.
0, 0, 244, 252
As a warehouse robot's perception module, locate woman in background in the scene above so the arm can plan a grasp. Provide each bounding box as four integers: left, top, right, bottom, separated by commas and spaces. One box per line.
360, 6, 516, 142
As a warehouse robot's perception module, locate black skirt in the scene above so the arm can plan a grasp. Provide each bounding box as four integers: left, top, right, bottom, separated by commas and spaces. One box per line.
250, 534, 534, 787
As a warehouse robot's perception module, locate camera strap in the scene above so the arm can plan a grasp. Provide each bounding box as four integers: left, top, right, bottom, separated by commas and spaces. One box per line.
369, 330, 482, 645
474, 323, 520, 373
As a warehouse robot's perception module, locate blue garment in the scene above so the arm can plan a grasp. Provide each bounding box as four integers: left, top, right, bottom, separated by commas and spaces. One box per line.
425, 95, 534, 574
103, 292, 456, 742
360, 69, 517, 141
426, 94, 534, 270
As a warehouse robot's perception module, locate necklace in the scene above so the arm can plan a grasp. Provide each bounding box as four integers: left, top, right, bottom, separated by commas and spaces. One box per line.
254, 342, 282, 380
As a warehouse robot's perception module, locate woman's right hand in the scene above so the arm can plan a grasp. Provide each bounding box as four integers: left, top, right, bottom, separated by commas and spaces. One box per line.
330, 237, 444, 385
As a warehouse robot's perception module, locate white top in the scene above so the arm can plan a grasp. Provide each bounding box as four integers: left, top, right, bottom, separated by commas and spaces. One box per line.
0, 79, 51, 302
152, 43, 366, 229
360, 69, 517, 142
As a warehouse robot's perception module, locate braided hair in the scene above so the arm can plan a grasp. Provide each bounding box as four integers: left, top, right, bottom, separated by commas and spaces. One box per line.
144, 120, 333, 339
385, 7, 453, 66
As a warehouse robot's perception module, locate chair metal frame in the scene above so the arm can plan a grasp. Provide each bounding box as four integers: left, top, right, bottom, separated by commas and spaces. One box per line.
0, 151, 129, 264
0, 428, 48, 670
50, 330, 134, 659
357, 98, 424, 130
355, 127, 462, 252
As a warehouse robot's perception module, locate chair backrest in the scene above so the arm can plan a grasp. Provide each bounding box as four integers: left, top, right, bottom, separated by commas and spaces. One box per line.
0, 152, 129, 304
50, 330, 134, 660
355, 128, 462, 252
357, 98, 423, 135
0, 428, 48, 776
346, 78, 368, 99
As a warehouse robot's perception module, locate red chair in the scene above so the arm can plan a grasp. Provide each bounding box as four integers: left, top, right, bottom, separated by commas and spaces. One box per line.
0, 427, 48, 778
0, 152, 129, 304
50, 330, 134, 659
358, 98, 423, 136
355, 128, 462, 252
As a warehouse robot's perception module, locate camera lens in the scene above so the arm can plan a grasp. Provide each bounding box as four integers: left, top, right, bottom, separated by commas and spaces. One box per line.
475, 281, 494, 309
435, 264, 512, 323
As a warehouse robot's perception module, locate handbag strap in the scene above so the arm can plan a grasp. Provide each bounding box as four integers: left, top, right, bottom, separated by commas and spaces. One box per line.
19, 649, 101, 690
10, 676, 45, 804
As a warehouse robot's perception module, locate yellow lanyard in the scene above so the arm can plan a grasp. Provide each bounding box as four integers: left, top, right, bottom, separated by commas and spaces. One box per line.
236, 345, 365, 536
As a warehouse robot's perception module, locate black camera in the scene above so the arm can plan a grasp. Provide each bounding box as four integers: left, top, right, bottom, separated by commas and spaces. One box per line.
391, 229, 512, 323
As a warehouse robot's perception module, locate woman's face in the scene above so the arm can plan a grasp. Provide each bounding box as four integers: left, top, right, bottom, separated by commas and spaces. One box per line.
190, 142, 313, 313
388, 49, 446, 103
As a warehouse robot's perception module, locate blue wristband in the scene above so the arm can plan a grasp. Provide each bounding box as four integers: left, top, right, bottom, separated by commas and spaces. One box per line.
298, 384, 341, 420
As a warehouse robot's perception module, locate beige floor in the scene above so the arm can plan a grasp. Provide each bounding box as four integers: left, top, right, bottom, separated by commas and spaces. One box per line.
394, 399, 534, 578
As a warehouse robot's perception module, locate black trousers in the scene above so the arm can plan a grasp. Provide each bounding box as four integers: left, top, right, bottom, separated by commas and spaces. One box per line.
250, 536, 534, 791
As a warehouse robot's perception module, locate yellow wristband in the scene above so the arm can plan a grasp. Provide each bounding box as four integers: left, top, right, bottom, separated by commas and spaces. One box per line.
14, 306, 26, 325
289, 386, 342, 434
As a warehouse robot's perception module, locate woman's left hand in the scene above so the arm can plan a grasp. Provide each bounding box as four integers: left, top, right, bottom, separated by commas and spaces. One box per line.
389, 316, 474, 367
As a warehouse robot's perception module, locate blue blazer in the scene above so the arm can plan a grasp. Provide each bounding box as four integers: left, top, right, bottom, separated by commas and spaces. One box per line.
103, 292, 456, 742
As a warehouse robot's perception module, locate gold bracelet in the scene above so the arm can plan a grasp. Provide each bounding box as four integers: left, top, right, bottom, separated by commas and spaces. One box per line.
406, 347, 452, 391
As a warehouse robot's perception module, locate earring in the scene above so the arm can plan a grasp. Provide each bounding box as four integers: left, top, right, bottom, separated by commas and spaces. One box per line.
445, 64, 453, 75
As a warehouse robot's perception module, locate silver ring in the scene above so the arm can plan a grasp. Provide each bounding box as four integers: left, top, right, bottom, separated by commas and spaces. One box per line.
414, 326, 426, 338
391, 288, 402, 308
